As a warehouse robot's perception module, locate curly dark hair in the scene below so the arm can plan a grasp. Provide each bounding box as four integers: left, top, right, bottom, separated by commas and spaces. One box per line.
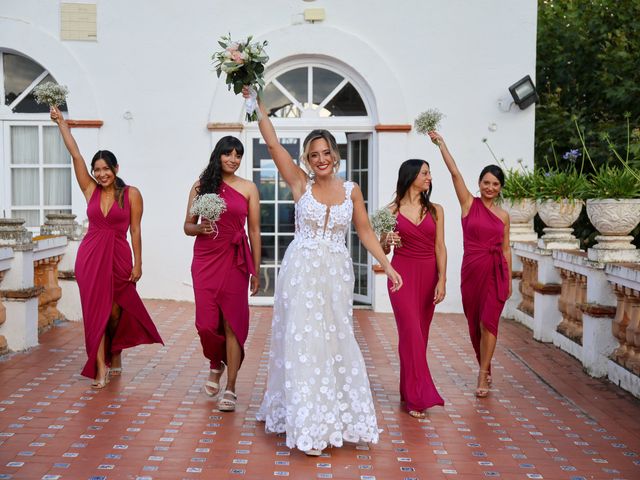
91, 150, 126, 207
197, 136, 245, 195
392, 159, 436, 219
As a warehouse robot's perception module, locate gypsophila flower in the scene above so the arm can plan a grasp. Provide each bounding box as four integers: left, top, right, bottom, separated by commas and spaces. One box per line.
562, 149, 580, 164
190, 193, 227, 222
33, 82, 69, 107
370, 208, 397, 235
414, 109, 445, 135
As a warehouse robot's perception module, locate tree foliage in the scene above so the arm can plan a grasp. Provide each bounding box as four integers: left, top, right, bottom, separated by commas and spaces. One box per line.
536, 0, 640, 170
536, 0, 640, 247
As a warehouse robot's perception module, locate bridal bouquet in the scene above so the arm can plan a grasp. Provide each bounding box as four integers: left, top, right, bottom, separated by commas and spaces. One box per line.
370, 208, 397, 235
190, 193, 227, 237
33, 82, 69, 107
212, 34, 269, 121
415, 108, 445, 144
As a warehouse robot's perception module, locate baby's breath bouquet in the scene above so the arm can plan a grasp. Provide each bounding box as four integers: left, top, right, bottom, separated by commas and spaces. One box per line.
415, 109, 445, 139
212, 34, 269, 121
33, 82, 69, 107
190, 193, 227, 237
371, 208, 397, 235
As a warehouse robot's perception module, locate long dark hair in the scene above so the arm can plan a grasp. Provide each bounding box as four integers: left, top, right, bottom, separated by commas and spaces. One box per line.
197, 136, 244, 195
91, 150, 126, 207
392, 159, 436, 219
479, 164, 505, 186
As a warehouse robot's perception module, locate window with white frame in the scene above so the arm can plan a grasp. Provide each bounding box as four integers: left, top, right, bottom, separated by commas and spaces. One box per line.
262, 66, 368, 118
2, 51, 71, 228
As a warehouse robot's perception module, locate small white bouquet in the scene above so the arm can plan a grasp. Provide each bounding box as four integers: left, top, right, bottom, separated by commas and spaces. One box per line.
415, 109, 445, 143
33, 82, 69, 107
212, 34, 269, 122
370, 208, 397, 235
190, 193, 227, 237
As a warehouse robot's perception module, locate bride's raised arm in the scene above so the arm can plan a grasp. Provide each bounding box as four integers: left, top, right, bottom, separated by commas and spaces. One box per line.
243, 87, 307, 199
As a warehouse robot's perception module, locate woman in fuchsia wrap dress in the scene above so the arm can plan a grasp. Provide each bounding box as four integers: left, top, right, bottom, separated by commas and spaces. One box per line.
429, 131, 511, 398
381, 159, 446, 418
50, 106, 163, 389
184, 136, 261, 412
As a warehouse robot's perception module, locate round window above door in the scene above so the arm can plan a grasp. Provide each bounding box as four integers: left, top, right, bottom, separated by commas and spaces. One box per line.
262, 66, 368, 118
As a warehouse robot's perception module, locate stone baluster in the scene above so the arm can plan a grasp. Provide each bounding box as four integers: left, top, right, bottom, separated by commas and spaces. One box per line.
0, 218, 40, 350
33, 254, 64, 332
624, 290, 640, 375
519, 257, 536, 316
610, 284, 632, 366
0, 268, 8, 355
40, 213, 84, 321
557, 269, 585, 345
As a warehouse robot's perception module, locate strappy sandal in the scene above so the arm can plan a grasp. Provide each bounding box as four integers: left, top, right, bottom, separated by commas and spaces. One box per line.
203, 365, 225, 397
218, 390, 237, 412
109, 367, 122, 377
91, 369, 110, 389
475, 370, 490, 398
408, 410, 427, 419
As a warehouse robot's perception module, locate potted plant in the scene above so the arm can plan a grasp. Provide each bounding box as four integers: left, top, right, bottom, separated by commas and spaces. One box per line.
577, 115, 640, 261
534, 144, 590, 249
482, 139, 538, 241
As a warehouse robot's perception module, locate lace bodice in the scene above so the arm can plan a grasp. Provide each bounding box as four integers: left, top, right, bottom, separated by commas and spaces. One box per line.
295, 180, 354, 245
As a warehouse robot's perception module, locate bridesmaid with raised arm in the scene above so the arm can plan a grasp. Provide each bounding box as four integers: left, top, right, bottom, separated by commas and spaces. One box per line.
50, 106, 163, 389
184, 136, 261, 412
381, 159, 447, 418
428, 131, 511, 398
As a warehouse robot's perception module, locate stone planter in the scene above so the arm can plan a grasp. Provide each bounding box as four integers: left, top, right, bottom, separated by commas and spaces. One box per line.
503, 198, 537, 242
536, 199, 584, 250
586, 198, 640, 262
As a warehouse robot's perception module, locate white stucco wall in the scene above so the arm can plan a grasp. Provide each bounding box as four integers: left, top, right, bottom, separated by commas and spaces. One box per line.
0, 0, 537, 311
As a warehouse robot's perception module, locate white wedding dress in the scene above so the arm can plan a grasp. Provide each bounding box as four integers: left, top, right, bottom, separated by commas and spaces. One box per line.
257, 180, 380, 451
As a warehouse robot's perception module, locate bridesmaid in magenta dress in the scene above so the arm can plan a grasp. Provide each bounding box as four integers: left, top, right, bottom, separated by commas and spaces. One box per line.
381, 160, 447, 418
184, 136, 261, 412
50, 106, 163, 389
429, 131, 512, 398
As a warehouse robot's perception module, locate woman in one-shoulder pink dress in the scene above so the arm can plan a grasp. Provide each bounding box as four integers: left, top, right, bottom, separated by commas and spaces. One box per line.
50, 106, 163, 389
381, 159, 447, 418
429, 131, 511, 398
184, 136, 261, 412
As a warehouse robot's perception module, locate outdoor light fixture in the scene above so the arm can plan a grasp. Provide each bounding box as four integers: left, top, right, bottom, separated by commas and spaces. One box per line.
508, 75, 539, 110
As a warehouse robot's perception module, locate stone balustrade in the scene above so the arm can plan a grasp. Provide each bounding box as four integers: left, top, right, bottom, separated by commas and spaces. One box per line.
40, 214, 84, 322
507, 240, 639, 398
605, 263, 640, 397
32, 236, 67, 332
0, 215, 83, 355
0, 247, 14, 355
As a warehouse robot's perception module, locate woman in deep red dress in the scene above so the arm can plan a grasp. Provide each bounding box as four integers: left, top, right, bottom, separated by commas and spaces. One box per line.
429, 131, 512, 398
50, 106, 163, 389
381, 159, 447, 418
184, 136, 261, 412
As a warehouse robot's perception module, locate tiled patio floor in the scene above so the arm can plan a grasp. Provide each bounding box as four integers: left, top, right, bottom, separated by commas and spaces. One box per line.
1, 300, 639, 480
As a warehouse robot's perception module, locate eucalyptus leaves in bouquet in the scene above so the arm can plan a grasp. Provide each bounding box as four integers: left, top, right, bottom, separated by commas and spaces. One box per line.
212, 34, 269, 121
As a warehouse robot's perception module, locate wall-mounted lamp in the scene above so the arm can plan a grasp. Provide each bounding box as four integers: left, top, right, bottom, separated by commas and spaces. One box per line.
498, 75, 539, 112
508, 75, 539, 110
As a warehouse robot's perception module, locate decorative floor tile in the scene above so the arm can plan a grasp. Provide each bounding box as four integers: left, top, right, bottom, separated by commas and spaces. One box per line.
0, 303, 639, 479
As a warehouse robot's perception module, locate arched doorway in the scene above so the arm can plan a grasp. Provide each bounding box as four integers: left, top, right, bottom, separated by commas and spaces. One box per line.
1, 50, 71, 229
245, 59, 376, 305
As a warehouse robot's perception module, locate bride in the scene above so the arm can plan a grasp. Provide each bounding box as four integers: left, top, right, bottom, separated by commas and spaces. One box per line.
245, 89, 403, 456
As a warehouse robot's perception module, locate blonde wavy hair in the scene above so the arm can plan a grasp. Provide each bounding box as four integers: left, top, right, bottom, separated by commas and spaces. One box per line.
301, 129, 341, 175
